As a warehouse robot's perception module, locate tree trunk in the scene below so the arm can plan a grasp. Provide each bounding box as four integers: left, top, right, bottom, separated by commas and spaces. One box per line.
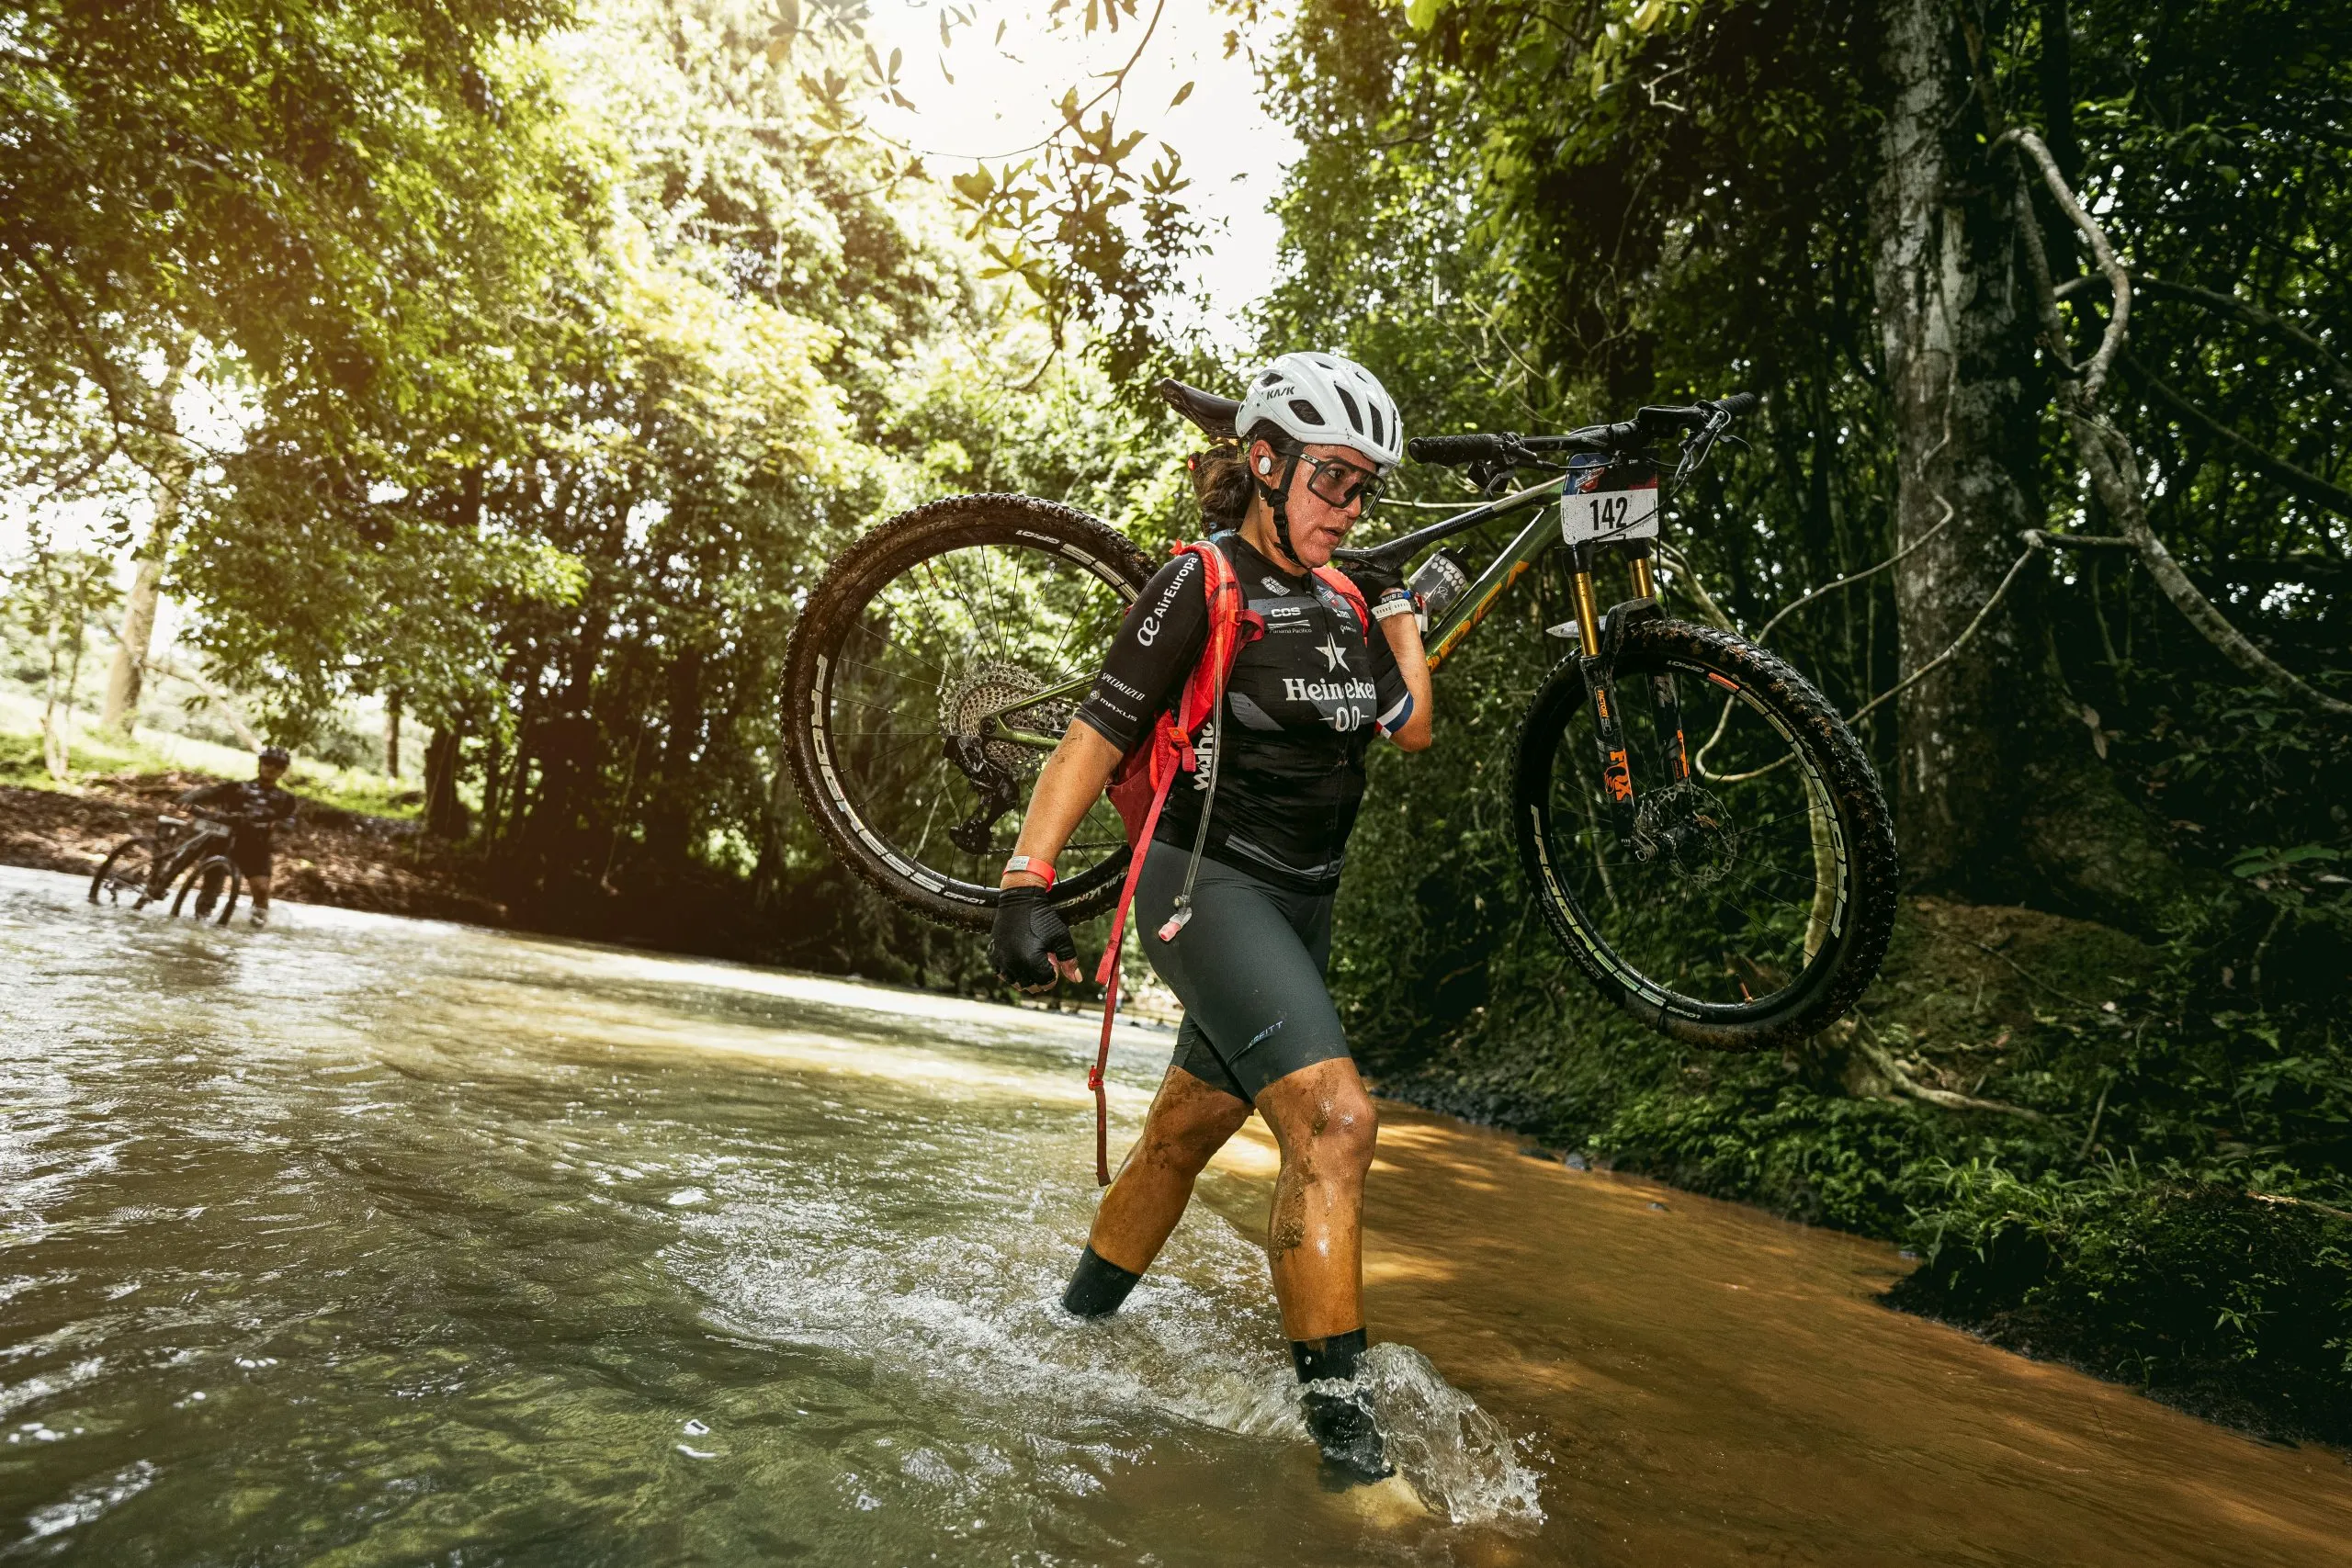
98, 342, 191, 735
424, 726, 469, 839
384, 689, 402, 779
1869, 0, 2189, 924
99, 548, 165, 735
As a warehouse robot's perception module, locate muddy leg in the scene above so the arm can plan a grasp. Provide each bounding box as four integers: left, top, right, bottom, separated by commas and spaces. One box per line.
1254, 1056, 1378, 1340
1086, 1065, 1251, 1275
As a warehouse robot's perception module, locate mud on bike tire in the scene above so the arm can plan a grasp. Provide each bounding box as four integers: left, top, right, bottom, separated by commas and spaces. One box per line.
1512, 618, 1900, 1051
781, 494, 1155, 931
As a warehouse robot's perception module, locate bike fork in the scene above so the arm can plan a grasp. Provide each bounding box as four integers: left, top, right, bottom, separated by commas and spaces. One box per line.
1570, 558, 1640, 844
1575, 548, 1687, 848
1630, 548, 1691, 787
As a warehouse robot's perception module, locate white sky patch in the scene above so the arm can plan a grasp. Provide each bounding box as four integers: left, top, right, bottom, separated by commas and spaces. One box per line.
857, 0, 1296, 354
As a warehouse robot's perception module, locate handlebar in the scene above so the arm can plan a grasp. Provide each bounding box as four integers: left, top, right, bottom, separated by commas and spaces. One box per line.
1405, 392, 1758, 468
1405, 433, 1514, 467
175, 806, 252, 829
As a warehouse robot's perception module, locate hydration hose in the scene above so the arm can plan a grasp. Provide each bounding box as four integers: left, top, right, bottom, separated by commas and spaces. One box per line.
1153, 692, 1227, 943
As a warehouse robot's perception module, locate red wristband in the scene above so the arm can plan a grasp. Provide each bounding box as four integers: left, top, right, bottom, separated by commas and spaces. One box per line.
1002, 854, 1055, 890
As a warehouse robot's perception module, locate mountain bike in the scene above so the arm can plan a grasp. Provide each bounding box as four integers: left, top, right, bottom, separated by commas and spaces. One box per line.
88, 808, 247, 925
781, 381, 1899, 1049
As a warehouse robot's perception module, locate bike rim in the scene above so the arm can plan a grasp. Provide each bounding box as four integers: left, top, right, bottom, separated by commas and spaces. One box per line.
808, 528, 1139, 909
96, 845, 152, 905
1532, 651, 1850, 1018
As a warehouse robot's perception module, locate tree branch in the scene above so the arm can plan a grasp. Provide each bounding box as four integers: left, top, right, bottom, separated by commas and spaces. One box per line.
1847, 536, 2047, 726
2000, 127, 2352, 722
1997, 129, 2130, 399
2058, 272, 2352, 398
2123, 350, 2352, 519
1752, 512, 1951, 647
140, 654, 263, 750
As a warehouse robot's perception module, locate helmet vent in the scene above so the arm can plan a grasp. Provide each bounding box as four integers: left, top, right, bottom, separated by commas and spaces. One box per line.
1335, 386, 1364, 434
1369, 403, 1385, 445
1289, 400, 1324, 424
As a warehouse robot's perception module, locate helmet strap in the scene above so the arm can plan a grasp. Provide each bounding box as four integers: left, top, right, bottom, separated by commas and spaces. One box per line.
1250, 450, 1306, 573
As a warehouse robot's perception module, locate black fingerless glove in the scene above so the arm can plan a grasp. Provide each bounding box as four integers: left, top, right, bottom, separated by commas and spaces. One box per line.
990, 886, 1077, 988
1337, 557, 1415, 622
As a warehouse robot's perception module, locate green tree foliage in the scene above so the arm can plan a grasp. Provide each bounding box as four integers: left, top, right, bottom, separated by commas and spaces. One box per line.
1247, 0, 2350, 1436
0, 0, 575, 486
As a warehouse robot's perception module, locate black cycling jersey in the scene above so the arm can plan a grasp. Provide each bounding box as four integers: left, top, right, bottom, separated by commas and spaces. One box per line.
183, 778, 297, 874
185, 777, 299, 829
1074, 533, 1411, 893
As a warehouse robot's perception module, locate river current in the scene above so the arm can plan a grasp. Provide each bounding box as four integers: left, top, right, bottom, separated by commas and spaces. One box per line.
0, 864, 2345, 1564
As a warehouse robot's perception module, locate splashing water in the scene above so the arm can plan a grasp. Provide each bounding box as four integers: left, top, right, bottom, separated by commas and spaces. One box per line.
1354, 1343, 1544, 1526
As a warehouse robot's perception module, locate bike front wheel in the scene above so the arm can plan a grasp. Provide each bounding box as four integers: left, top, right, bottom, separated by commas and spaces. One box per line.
1513, 619, 1898, 1050
90, 837, 158, 908
781, 494, 1154, 930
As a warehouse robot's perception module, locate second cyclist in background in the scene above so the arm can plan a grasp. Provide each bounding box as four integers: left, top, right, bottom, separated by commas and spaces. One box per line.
180, 745, 299, 928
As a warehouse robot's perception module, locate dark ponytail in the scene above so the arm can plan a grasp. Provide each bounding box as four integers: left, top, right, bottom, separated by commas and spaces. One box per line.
1188, 444, 1254, 528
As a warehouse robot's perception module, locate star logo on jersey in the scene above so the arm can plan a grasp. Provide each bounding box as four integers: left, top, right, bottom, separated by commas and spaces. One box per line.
1317, 635, 1351, 672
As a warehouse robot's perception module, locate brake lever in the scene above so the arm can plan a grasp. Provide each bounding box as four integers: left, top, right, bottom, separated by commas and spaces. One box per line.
1669, 407, 1737, 488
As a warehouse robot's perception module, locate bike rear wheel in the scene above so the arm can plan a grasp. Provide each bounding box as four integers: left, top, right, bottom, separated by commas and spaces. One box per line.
171, 855, 243, 925
781, 494, 1155, 930
90, 837, 159, 908
1513, 618, 1898, 1049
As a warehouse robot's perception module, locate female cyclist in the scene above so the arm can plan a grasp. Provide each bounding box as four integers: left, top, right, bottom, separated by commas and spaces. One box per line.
988, 352, 1432, 1483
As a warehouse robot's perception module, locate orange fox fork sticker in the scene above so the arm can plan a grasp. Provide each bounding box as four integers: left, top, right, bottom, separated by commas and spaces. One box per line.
1604, 748, 1634, 803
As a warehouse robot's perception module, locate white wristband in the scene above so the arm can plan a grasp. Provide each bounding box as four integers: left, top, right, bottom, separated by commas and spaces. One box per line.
1372, 592, 1419, 621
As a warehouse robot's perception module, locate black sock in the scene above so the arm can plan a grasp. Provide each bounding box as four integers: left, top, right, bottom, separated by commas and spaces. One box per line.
1290, 1326, 1369, 1384
1060, 1246, 1142, 1318
1293, 1328, 1391, 1483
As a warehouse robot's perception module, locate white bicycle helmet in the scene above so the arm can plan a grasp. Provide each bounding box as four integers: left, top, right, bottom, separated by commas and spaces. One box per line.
1234, 351, 1405, 472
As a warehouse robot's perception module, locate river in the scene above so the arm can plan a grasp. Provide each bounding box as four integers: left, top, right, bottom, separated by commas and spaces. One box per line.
0, 863, 2345, 1564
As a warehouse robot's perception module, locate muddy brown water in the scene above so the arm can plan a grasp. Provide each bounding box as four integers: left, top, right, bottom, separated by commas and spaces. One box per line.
0, 863, 2344, 1563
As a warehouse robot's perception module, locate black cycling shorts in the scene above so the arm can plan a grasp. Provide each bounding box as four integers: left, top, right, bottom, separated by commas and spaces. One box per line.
227, 831, 274, 878
1134, 841, 1352, 1105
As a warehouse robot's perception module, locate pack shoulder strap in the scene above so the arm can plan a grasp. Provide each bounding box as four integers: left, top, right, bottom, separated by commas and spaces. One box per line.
1311, 565, 1370, 637
1085, 539, 1244, 1185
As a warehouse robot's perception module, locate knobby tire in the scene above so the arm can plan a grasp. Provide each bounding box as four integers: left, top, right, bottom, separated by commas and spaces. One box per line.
781, 495, 1154, 931
1512, 619, 1899, 1049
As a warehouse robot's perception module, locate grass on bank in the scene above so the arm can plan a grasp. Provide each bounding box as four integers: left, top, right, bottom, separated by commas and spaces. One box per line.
0, 695, 420, 819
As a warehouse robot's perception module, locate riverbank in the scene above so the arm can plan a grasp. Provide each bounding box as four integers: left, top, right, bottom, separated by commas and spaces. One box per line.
0, 771, 507, 926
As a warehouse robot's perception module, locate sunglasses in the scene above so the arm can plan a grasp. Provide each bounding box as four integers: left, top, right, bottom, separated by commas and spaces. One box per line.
1296, 453, 1385, 512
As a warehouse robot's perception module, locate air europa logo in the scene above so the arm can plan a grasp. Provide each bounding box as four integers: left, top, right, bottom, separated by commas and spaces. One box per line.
1136, 558, 1196, 647
1283, 677, 1376, 703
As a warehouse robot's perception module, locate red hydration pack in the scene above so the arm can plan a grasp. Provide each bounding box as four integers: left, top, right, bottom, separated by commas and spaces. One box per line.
1082, 539, 1371, 1184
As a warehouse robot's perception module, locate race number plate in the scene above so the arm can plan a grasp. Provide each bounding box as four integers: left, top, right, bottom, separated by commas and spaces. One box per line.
1561, 481, 1660, 547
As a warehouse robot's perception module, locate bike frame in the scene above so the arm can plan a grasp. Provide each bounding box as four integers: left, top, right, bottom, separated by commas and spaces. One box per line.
978, 470, 1613, 750
153, 814, 234, 897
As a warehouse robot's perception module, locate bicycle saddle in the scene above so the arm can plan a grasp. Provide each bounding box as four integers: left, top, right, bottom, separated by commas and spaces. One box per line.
1155, 378, 1239, 440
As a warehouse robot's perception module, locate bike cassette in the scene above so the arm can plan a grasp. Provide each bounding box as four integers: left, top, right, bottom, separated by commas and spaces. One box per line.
1630, 781, 1740, 883
938, 662, 1072, 854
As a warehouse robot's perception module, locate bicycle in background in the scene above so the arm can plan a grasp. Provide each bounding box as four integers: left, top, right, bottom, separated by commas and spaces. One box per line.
88, 808, 249, 925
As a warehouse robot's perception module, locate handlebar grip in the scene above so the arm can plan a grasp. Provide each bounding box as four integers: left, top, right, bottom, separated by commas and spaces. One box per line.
1406, 433, 1509, 467
1714, 391, 1759, 416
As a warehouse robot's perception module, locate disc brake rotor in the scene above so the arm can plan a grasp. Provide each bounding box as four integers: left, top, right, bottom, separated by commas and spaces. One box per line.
1631, 780, 1741, 884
